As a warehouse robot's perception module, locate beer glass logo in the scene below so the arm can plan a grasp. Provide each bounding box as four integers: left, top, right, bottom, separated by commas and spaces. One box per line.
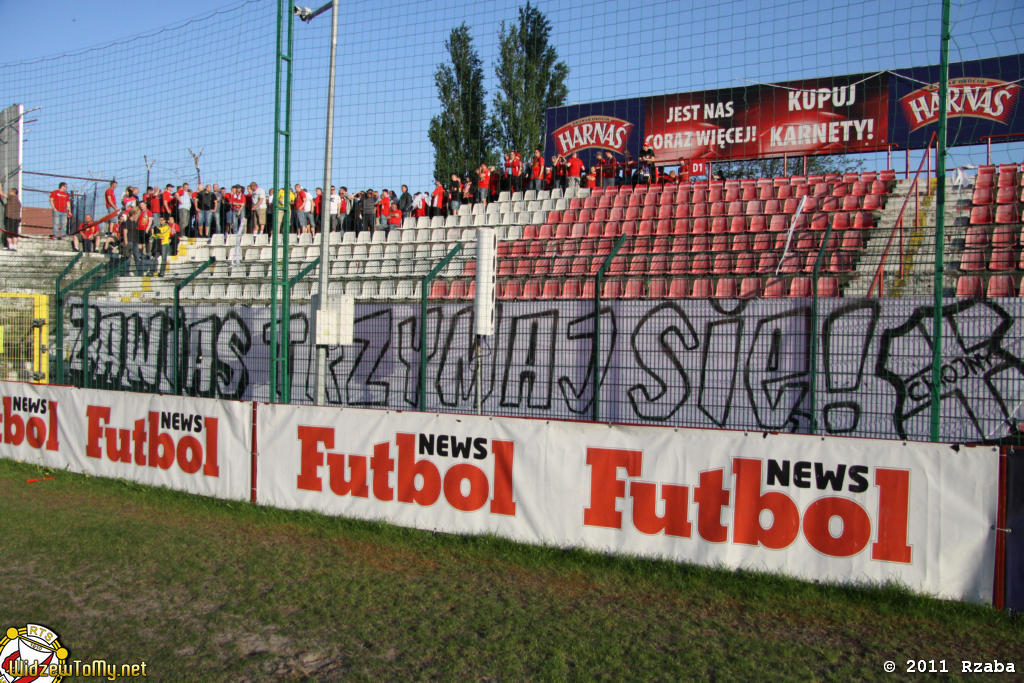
0, 624, 68, 683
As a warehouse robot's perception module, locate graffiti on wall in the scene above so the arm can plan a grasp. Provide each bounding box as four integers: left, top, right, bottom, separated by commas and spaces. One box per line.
64, 296, 1024, 442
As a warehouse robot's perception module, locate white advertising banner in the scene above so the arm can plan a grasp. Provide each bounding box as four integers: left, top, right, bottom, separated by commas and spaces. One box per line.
257, 404, 999, 603
0, 381, 252, 501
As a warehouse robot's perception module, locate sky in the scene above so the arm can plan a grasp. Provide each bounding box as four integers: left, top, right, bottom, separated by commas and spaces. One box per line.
1, 0, 1022, 209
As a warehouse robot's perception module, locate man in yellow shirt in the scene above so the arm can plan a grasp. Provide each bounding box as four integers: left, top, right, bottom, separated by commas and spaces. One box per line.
153, 215, 172, 276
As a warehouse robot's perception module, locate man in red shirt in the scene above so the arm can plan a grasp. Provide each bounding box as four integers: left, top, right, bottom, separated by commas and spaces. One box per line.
73, 214, 99, 252
49, 182, 71, 238
477, 165, 490, 205
161, 185, 175, 222
530, 149, 544, 191
431, 180, 446, 217
103, 180, 118, 231
567, 152, 585, 193
228, 185, 247, 234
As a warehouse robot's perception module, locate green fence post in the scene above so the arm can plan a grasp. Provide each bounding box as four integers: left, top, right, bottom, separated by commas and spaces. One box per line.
57, 260, 109, 387
79, 260, 128, 389
930, 0, 952, 442
808, 222, 834, 435
53, 252, 84, 385
173, 257, 216, 395
277, 257, 321, 404
419, 243, 463, 411
592, 233, 627, 422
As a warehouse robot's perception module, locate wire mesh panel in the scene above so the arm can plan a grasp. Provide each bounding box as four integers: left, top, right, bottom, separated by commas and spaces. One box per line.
0, 0, 1021, 442
0, 293, 46, 383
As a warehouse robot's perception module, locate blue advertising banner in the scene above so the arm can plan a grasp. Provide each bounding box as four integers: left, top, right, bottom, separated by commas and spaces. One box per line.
544, 54, 1024, 167
543, 97, 644, 170
889, 53, 1024, 152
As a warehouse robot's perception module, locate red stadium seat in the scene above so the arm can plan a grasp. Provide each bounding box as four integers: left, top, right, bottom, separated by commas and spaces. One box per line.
708, 185, 724, 203
986, 274, 1016, 298
802, 196, 820, 213
829, 251, 853, 273
842, 195, 861, 211
521, 279, 543, 300
729, 216, 747, 234
691, 235, 710, 253
710, 202, 726, 217
446, 280, 468, 300
734, 252, 757, 274
690, 278, 713, 298
668, 253, 689, 275
862, 194, 882, 211
568, 197, 585, 210
648, 278, 669, 298
690, 253, 711, 275
675, 187, 691, 204
739, 277, 762, 298
652, 219, 671, 236
623, 278, 645, 299
713, 253, 733, 274
992, 225, 1016, 249
649, 254, 669, 275
776, 184, 793, 200
757, 181, 774, 200
691, 217, 709, 235
998, 168, 1018, 187
852, 211, 875, 229
581, 279, 596, 299
752, 233, 773, 251
806, 211, 831, 231
788, 276, 813, 297
670, 236, 689, 253
727, 200, 743, 216
817, 276, 839, 297
779, 254, 803, 273
840, 230, 863, 251
550, 257, 571, 276
850, 181, 868, 196
499, 280, 521, 300
691, 202, 708, 218
537, 279, 561, 300
955, 275, 984, 297
667, 278, 690, 298
623, 205, 640, 222
995, 204, 1020, 224
763, 278, 786, 297
989, 248, 1016, 271
958, 249, 986, 272
996, 186, 1017, 204
715, 278, 738, 298
831, 211, 851, 231
964, 226, 990, 249
757, 252, 779, 273
601, 278, 624, 299
763, 199, 780, 215
533, 257, 552, 276
641, 204, 658, 219
711, 216, 728, 234
560, 279, 582, 299
769, 214, 788, 232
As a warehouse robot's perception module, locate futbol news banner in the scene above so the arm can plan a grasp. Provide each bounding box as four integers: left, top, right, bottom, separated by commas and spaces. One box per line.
257, 405, 999, 603
0, 382, 252, 501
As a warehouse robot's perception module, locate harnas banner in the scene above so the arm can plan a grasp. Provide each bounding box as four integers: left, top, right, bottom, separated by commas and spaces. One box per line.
545, 53, 1024, 164
257, 404, 998, 603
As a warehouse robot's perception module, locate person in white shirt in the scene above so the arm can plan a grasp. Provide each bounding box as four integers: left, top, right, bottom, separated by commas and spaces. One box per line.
249, 182, 268, 235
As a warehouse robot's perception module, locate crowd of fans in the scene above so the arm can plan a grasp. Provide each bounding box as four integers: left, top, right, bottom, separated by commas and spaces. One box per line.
54, 143, 683, 274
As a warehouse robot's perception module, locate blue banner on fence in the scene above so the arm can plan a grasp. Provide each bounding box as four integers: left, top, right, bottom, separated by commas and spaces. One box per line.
889, 53, 1024, 152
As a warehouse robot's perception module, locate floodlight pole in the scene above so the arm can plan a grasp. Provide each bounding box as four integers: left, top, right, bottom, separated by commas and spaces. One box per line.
297, 0, 339, 405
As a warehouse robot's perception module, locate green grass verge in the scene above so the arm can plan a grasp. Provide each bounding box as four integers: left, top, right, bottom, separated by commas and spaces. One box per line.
0, 458, 1020, 681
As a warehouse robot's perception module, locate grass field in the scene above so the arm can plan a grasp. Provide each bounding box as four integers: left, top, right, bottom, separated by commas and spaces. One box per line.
1, 457, 1020, 681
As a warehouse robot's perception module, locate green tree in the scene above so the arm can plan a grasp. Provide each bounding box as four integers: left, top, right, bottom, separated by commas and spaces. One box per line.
492, 2, 569, 156
428, 24, 494, 182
